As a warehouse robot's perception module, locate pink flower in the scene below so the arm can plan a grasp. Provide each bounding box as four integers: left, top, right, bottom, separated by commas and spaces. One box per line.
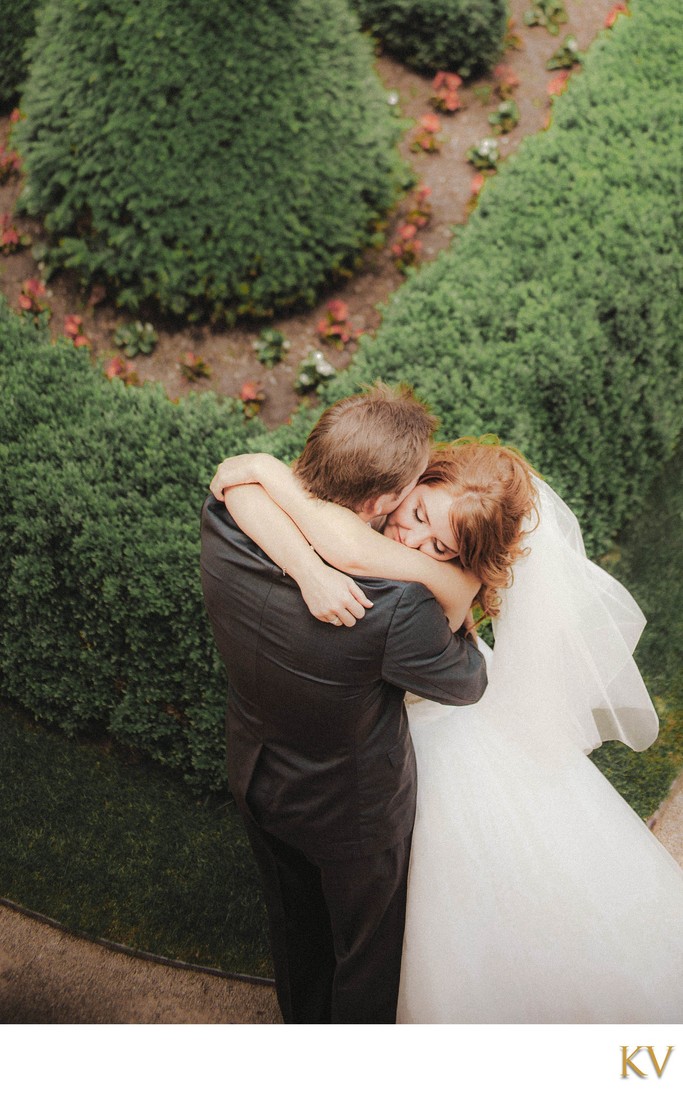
605, 3, 628, 28
240, 381, 263, 402
18, 278, 49, 313
105, 356, 128, 379
420, 113, 441, 134
493, 64, 520, 90
105, 357, 138, 385
398, 223, 418, 241
24, 278, 45, 297
0, 214, 19, 249
547, 70, 571, 98
64, 314, 83, 337
433, 71, 462, 92
325, 299, 349, 322
431, 72, 463, 112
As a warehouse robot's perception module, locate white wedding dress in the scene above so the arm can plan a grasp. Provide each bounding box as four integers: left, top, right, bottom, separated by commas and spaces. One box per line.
398, 479, 683, 1024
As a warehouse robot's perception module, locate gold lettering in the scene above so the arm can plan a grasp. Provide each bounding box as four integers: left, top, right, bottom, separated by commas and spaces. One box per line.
621, 1046, 647, 1078
647, 1046, 674, 1078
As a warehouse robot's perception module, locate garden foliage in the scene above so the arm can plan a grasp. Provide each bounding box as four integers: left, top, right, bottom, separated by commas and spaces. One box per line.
1, 0, 681, 795
0, 303, 273, 790
15, 0, 407, 322
350, 0, 508, 76
0, 0, 41, 107
325, 0, 683, 554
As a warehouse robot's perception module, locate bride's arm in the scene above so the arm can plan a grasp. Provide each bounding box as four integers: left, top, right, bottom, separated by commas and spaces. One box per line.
211, 454, 480, 630
224, 484, 374, 628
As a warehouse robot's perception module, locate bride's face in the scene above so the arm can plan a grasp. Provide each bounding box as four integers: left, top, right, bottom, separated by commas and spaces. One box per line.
384, 482, 459, 561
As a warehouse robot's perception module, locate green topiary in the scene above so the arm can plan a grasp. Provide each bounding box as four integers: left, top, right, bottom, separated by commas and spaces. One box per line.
0, 0, 41, 107
325, 0, 683, 555
350, 0, 508, 76
15, 0, 408, 323
0, 300, 261, 790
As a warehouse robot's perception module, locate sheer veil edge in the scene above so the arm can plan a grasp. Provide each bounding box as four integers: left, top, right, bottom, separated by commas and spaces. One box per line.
484, 476, 659, 754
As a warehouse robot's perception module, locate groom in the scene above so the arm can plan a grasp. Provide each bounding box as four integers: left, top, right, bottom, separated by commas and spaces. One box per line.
200, 384, 487, 1024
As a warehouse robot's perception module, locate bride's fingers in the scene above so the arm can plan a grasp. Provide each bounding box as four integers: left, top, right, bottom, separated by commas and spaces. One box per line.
339, 582, 374, 624
349, 581, 373, 609
209, 473, 230, 500
335, 607, 358, 628
346, 600, 367, 621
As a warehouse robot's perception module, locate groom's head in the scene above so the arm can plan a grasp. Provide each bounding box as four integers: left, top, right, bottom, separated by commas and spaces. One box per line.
293, 382, 436, 522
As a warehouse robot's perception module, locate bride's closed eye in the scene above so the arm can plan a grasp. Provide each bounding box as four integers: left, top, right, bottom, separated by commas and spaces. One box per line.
413, 504, 449, 556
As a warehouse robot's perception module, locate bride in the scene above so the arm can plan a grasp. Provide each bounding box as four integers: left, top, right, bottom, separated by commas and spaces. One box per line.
210, 438, 683, 1024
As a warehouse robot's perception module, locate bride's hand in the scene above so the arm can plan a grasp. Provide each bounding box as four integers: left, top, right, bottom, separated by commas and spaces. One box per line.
210, 453, 273, 500
299, 560, 374, 627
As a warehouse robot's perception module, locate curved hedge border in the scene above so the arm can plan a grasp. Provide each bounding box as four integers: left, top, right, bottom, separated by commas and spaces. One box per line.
350, 0, 508, 76
15, 0, 407, 322
1, 0, 680, 795
0, 0, 41, 107
0, 306, 269, 790
326, 0, 683, 555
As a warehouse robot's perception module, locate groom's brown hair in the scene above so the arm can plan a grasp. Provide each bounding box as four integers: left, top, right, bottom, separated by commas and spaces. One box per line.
293, 382, 437, 510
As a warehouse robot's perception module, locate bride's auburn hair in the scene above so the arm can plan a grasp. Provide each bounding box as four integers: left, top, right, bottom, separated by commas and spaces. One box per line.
420, 439, 539, 618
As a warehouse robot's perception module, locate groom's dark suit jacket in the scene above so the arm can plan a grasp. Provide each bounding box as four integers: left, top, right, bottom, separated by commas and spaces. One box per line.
200, 496, 487, 860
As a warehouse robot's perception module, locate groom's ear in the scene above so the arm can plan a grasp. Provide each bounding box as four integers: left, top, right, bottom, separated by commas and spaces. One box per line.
357, 490, 403, 522
355, 495, 384, 523
369, 492, 400, 518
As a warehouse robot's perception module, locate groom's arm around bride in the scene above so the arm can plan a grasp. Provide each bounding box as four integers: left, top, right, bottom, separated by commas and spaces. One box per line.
200, 384, 487, 1023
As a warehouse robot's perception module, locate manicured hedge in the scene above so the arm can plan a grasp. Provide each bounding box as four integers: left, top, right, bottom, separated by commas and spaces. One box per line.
350, 0, 508, 75
15, 0, 407, 322
0, 0, 41, 107
326, 0, 683, 554
0, 303, 267, 790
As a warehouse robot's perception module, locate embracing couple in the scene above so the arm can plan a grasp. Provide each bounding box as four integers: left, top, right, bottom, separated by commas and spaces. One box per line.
200, 383, 683, 1025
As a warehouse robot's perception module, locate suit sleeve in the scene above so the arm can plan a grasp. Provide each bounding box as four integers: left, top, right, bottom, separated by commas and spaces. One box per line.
382, 583, 487, 706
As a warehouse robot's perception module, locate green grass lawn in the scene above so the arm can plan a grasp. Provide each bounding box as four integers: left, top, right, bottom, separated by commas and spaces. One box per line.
0, 702, 271, 975
0, 450, 680, 975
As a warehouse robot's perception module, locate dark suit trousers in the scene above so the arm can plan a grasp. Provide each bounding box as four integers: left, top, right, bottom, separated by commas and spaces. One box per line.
243, 815, 411, 1024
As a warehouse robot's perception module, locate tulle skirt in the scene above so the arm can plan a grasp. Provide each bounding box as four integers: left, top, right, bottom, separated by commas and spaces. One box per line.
397, 696, 683, 1024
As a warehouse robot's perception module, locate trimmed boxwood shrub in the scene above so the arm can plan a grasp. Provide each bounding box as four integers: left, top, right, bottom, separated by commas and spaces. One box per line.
325, 0, 683, 555
0, 0, 41, 107
350, 0, 508, 76
15, 0, 407, 322
0, 302, 268, 790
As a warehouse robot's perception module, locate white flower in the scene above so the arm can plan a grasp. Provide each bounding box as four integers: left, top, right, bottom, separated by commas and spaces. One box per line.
387, 91, 399, 107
